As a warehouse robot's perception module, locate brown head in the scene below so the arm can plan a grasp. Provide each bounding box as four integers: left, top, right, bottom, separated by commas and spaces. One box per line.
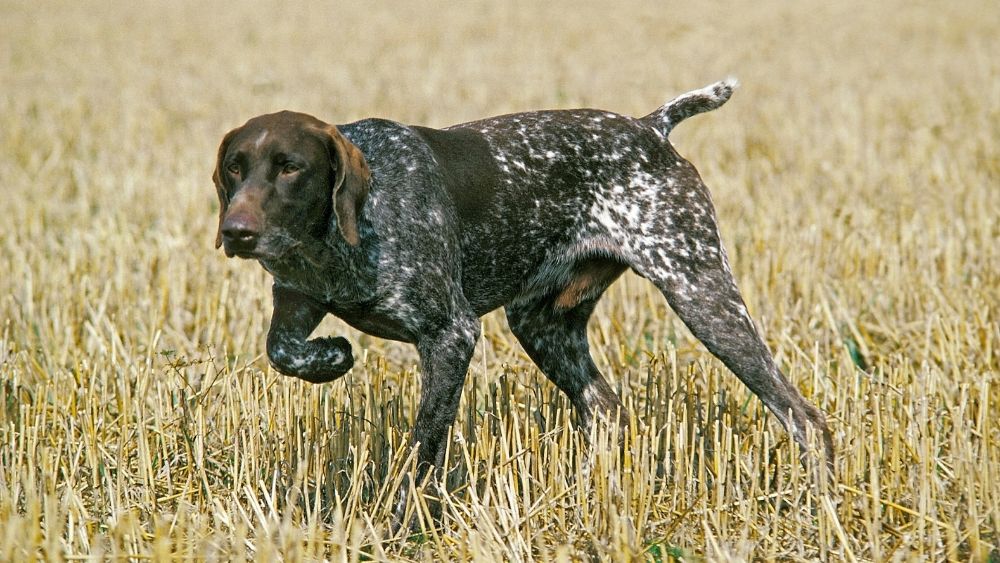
212, 111, 371, 259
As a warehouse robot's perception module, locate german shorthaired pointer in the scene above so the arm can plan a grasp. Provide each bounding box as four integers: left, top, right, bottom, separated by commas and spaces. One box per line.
213, 79, 834, 516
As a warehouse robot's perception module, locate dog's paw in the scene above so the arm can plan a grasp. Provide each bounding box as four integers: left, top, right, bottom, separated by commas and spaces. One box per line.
302, 336, 354, 383
268, 335, 354, 383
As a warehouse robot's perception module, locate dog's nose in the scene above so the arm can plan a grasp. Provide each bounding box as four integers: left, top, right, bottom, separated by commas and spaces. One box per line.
221, 214, 261, 250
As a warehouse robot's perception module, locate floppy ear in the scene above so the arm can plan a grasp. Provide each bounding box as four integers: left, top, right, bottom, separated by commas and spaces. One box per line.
212, 127, 239, 249
320, 125, 371, 246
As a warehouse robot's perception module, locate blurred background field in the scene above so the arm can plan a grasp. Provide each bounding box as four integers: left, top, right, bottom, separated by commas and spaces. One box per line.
1, 1, 998, 560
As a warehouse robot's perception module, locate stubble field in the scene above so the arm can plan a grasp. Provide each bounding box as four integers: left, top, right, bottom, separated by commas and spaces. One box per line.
1, 1, 998, 560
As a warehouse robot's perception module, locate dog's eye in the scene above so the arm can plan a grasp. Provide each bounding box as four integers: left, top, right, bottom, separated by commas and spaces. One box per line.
226, 163, 241, 176
281, 162, 301, 175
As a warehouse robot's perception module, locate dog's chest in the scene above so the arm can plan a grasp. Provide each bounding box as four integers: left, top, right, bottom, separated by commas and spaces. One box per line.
323, 299, 416, 343
266, 265, 416, 344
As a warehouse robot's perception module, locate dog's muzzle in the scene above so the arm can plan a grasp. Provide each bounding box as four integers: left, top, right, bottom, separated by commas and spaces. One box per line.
221, 212, 262, 258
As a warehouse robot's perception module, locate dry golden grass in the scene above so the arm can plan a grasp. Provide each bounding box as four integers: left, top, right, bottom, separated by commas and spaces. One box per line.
1, 1, 998, 560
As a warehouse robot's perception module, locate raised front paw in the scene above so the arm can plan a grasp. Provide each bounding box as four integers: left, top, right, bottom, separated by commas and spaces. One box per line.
309, 336, 355, 379
267, 334, 355, 383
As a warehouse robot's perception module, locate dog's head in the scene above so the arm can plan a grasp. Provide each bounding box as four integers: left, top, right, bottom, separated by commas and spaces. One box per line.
212, 111, 371, 259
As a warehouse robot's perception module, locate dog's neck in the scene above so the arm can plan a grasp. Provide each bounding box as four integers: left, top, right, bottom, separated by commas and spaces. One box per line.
260, 229, 378, 305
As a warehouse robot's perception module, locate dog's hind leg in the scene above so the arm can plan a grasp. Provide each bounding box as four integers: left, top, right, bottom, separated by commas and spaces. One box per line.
624, 176, 834, 469
504, 259, 629, 431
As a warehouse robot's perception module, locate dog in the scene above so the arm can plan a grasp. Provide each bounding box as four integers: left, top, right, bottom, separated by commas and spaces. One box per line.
212, 79, 834, 522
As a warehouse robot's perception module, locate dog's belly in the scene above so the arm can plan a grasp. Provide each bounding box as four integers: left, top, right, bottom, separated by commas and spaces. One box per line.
460, 263, 524, 315
460, 237, 628, 316
459, 237, 554, 315
454, 188, 626, 315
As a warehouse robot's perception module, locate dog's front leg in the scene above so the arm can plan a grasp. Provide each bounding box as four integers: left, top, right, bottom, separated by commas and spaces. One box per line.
266, 284, 354, 383
393, 313, 480, 530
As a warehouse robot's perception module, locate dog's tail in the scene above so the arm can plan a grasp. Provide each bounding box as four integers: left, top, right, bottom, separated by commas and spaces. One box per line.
640, 78, 738, 137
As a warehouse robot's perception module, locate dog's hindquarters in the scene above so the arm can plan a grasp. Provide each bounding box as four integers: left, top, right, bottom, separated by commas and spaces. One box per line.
445, 97, 832, 465
608, 153, 835, 466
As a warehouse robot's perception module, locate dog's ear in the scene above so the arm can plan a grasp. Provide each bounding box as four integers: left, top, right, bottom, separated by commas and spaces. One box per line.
320, 125, 371, 246
212, 127, 240, 249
